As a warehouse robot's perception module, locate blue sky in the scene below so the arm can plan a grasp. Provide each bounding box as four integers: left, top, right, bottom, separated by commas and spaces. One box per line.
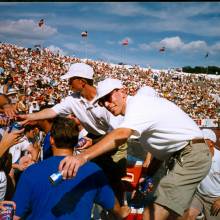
0, 2, 220, 69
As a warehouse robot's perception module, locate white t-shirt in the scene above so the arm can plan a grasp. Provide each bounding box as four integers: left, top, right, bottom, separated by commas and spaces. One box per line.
0, 171, 7, 200
52, 93, 123, 136
118, 89, 203, 160
9, 137, 31, 163
136, 86, 159, 97
198, 148, 220, 197
29, 104, 40, 113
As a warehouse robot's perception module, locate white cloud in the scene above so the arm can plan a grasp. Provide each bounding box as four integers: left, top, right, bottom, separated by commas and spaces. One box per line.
210, 42, 220, 53
47, 45, 66, 55
102, 3, 147, 17
138, 36, 220, 55
0, 19, 57, 40
159, 36, 184, 50
138, 43, 151, 51
182, 41, 208, 52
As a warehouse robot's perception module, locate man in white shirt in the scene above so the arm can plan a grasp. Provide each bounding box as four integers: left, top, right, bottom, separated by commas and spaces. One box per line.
19, 63, 127, 205
185, 129, 220, 220
58, 78, 212, 220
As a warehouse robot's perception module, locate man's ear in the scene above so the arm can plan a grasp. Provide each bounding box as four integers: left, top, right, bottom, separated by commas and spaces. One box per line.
80, 79, 87, 88
50, 136, 55, 147
121, 89, 127, 98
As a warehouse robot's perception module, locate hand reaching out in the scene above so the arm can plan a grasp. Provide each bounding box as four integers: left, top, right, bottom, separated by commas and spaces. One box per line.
0, 127, 24, 157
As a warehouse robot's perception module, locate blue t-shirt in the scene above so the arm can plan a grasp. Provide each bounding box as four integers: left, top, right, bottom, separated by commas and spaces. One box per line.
13, 156, 115, 220
43, 132, 53, 159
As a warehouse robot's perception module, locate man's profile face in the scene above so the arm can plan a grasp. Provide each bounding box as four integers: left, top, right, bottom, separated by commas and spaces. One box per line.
69, 77, 84, 93
99, 89, 125, 116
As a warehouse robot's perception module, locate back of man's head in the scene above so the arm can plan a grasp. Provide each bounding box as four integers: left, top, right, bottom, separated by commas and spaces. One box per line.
50, 117, 79, 149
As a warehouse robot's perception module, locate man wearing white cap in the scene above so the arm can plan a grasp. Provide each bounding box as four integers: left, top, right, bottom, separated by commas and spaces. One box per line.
19, 63, 127, 205
186, 128, 220, 220
59, 78, 212, 220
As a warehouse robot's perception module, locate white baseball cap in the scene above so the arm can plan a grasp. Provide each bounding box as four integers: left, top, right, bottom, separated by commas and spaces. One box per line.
202, 129, 217, 143
61, 63, 94, 80
7, 88, 18, 96
92, 78, 123, 104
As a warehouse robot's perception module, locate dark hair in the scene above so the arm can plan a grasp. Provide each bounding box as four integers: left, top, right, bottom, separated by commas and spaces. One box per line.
24, 124, 36, 133
50, 117, 79, 149
77, 77, 94, 86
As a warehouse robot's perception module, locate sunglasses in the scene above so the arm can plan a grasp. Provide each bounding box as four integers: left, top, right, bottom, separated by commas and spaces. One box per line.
68, 77, 79, 85
98, 89, 119, 107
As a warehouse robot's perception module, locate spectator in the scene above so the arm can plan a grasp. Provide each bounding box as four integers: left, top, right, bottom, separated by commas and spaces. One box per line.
0, 75, 14, 95
59, 78, 212, 220
9, 125, 40, 185
185, 129, 220, 220
7, 88, 18, 105
34, 117, 53, 160
29, 101, 40, 113
13, 117, 130, 220
0, 127, 24, 201
16, 95, 28, 114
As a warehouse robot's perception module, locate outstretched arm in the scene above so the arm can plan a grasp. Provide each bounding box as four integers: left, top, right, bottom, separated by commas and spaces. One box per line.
59, 127, 133, 179
19, 108, 57, 126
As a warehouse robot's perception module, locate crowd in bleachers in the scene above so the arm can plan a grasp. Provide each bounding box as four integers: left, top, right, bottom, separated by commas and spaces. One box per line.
0, 42, 219, 120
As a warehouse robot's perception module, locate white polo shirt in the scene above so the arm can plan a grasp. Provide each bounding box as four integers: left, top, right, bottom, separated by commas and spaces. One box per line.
118, 88, 203, 160
198, 148, 220, 197
52, 93, 123, 136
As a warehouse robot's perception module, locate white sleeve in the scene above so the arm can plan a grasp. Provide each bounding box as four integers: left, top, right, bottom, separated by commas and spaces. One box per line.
52, 96, 75, 116
21, 139, 32, 152
118, 96, 153, 139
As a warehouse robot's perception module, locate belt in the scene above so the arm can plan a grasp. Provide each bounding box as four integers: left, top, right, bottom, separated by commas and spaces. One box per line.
191, 139, 206, 144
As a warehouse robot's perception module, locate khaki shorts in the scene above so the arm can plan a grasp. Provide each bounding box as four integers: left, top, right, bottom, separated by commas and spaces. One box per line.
155, 141, 212, 216
190, 191, 220, 220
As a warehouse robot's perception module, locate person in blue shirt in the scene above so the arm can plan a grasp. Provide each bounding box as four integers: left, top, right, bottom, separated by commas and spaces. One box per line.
13, 117, 130, 220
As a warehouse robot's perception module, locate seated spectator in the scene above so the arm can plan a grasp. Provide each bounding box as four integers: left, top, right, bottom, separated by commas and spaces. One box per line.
13, 117, 130, 219
9, 125, 40, 185
185, 129, 220, 220
0, 76, 14, 95
29, 101, 40, 113
0, 127, 24, 201
7, 88, 18, 105
16, 95, 28, 114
